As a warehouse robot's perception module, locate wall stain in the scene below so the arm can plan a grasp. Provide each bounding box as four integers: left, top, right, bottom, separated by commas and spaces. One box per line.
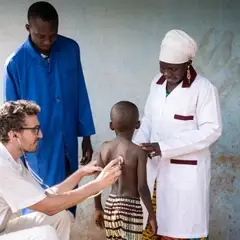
216, 154, 240, 169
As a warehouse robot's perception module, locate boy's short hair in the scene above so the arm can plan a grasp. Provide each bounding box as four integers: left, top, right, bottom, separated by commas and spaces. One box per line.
110, 101, 139, 132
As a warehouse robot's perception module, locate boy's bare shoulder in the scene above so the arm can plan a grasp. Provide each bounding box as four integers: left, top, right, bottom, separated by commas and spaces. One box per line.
99, 140, 117, 162
100, 140, 111, 148
131, 142, 148, 157
99, 141, 110, 154
100, 140, 115, 151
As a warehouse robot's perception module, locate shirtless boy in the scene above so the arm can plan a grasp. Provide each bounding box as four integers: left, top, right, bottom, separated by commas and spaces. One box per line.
94, 101, 157, 240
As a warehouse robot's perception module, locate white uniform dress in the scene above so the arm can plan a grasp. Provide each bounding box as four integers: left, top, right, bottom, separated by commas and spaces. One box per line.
0, 142, 71, 240
134, 67, 222, 239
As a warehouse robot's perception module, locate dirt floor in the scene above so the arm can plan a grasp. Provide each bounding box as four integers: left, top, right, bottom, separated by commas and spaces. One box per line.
70, 175, 109, 240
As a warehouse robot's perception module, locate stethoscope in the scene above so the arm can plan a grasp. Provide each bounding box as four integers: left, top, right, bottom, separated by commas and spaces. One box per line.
16, 137, 108, 198
16, 137, 56, 194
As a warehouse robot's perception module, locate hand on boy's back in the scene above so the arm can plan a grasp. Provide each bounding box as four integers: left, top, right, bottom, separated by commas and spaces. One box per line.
149, 216, 158, 236
140, 142, 161, 158
95, 210, 105, 229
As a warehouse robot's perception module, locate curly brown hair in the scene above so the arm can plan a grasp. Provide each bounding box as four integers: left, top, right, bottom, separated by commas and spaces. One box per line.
0, 100, 40, 143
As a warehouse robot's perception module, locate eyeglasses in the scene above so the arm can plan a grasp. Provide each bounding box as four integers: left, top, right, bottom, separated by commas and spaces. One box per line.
20, 125, 41, 135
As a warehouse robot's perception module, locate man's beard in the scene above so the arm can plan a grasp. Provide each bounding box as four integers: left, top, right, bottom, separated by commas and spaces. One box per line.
23, 140, 39, 153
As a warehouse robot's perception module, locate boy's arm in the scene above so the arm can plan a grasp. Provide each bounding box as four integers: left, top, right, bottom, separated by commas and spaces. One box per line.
94, 150, 105, 211
137, 150, 155, 219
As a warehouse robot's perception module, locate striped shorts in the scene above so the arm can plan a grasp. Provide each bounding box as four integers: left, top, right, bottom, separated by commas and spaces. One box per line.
104, 194, 143, 240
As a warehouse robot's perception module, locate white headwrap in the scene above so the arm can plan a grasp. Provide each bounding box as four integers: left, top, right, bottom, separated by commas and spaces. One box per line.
159, 29, 197, 64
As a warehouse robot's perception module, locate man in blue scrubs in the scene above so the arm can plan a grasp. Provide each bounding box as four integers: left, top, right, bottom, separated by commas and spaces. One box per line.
3, 1, 95, 215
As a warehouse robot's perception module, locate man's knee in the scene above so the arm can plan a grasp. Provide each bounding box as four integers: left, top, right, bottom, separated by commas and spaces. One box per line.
56, 210, 72, 226
40, 225, 59, 239
0, 225, 59, 240
51, 211, 72, 239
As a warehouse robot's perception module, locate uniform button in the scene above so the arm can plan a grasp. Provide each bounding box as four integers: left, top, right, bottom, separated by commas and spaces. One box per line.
56, 98, 60, 103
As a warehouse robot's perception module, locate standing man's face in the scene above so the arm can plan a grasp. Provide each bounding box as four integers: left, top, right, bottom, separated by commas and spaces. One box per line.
26, 18, 58, 55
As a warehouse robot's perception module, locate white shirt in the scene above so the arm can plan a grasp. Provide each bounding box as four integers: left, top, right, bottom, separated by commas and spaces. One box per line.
0, 143, 46, 232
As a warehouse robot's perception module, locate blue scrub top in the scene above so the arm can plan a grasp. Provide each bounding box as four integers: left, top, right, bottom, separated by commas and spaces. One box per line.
3, 35, 95, 186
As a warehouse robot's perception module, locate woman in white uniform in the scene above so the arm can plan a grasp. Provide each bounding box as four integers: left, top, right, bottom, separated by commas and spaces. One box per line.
134, 30, 222, 240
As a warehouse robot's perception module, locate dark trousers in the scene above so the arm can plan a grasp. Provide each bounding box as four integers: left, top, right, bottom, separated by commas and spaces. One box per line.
65, 154, 77, 217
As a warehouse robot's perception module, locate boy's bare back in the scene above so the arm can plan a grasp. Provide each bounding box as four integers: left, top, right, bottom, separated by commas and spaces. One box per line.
94, 101, 157, 235
98, 138, 147, 198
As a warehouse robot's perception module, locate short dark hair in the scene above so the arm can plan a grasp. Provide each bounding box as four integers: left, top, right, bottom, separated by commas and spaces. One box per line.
0, 100, 40, 143
110, 101, 139, 132
27, 1, 58, 23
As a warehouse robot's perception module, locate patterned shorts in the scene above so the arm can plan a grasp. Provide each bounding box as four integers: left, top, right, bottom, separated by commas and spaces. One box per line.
104, 194, 143, 240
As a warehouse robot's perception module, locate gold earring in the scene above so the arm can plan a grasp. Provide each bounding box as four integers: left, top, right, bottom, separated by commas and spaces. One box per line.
187, 65, 191, 84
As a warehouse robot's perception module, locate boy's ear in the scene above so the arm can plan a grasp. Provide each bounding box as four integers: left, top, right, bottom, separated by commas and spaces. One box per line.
110, 122, 114, 131
136, 120, 140, 129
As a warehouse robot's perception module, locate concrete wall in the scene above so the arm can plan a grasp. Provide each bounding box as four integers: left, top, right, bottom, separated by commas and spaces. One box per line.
0, 0, 239, 239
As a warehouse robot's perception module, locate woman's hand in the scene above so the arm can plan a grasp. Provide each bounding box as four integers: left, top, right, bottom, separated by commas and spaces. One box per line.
140, 143, 161, 158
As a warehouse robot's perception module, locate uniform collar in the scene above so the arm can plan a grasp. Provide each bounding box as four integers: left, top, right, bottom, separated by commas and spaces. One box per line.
24, 35, 61, 60
0, 142, 22, 170
156, 65, 197, 88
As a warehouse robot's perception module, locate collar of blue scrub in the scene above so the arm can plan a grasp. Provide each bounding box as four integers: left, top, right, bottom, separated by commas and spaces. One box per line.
24, 35, 61, 60
156, 65, 197, 88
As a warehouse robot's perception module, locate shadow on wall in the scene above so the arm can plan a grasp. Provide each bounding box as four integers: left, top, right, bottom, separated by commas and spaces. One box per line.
195, 28, 240, 240
195, 28, 240, 105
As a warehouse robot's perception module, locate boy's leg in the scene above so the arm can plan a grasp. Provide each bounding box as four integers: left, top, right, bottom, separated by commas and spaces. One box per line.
3, 210, 72, 240
65, 153, 77, 216
142, 180, 159, 240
